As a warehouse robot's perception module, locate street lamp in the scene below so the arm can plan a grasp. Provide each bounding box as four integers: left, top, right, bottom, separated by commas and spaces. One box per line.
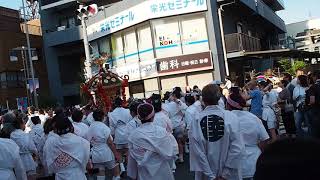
21, 0, 38, 108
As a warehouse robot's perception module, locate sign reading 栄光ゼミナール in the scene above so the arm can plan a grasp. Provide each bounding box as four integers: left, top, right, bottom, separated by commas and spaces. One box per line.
87, 0, 207, 36
156, 51, 212, 74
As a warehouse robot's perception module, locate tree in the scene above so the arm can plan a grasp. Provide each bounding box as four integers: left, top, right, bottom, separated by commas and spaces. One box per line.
279, 58, 306, 75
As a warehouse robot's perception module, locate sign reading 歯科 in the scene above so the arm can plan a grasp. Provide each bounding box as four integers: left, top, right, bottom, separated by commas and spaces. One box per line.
156, 51, 212, 74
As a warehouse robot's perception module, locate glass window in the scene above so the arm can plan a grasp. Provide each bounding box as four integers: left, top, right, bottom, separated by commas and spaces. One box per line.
152, 18, 182, 58
123, 28, 139, 64
98, 37, 112, 56
9, 50, 18, 62
31, 50, 38, 61
90, 41, 99, 58
111, 32, 125, 67
7, 72, 18, 88
0, 72, 6, 88
68, 17, 76, 28
181, 15, 209, 55
137, 25, 154, 62
60, 17, 68, 28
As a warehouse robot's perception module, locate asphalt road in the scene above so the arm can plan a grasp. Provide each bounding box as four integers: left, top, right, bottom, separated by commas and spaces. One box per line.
174, 155, 194, 180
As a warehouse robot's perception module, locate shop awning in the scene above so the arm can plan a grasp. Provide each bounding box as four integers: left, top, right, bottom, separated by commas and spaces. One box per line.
243, 48, 320, 59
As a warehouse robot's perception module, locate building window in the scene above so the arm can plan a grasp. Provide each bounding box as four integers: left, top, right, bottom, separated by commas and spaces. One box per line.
237, 22, 243, 34
137, 24, 155, 62
180, 14, 209, 55
1, 71, 25, 88
111, 32, 125, 67
9, 50, 18, 62
152, 13, 209, 58
0, 72, 7, 88
31, 50, 38, 61
123, 28, 139, 64
152, 17, 182, 58
58, 16, 78, 30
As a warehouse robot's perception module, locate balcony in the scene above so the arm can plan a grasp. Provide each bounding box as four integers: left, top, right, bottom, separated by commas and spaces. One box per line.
225, 33, 261, 53
44, 25, 83, 47
256, 0, 286, 32
262, 0, 285, 11
218, 0, 286, 33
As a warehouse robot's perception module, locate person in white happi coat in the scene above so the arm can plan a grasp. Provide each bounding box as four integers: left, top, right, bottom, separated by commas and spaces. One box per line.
9, 113, 38, 179
126, 100, 144, 138
38, 109, 47, 125
127, 103, 178, 180
72, 109, 89, 138
150, 94, 173, 133
25, 106, 40, 133
226, 86, 270, 179
109, 97, 132, 148
82, 105, 94, 126
0, 137, 27, 180
192, 91, 203, 113
189, 84, 244, 180
86, 109, 121, 180
184, 94, 201, 131
29, 116, 45, 166
166, 87, 188, 163
184, 94, 200, 154
259, 81, 278, 142
43, 114, 90, 180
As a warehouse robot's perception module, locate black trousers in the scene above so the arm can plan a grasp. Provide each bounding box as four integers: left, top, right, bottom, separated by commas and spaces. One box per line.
308, 107, 320, 138
281, 109, 296, 135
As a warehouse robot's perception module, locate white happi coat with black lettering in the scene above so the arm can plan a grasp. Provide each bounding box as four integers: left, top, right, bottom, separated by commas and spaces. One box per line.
127, 123, 178, 180
189, 105, 244, 180
43, 133, 90, 180
0, 138, 27, 180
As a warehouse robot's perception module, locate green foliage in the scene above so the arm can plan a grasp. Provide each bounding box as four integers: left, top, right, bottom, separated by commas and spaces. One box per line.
292, 61, 306, 72
279, 59, 306, 75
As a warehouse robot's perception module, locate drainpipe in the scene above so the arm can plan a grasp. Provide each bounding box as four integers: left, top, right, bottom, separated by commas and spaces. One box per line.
218, 1, 236, 77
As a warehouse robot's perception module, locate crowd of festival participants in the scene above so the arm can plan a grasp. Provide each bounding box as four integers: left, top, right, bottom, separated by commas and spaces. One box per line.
1, 69, 320, 180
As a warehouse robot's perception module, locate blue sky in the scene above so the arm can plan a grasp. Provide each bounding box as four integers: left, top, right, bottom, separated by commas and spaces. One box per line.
0, 0, 319, 24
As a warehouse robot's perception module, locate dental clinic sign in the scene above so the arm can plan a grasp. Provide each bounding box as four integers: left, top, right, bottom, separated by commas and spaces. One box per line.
87, 0, 207, 36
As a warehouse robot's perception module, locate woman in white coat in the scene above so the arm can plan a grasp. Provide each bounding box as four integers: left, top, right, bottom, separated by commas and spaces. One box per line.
0, 137, 27, 180
127, 103, 178, 180
226, 87, 270, 180
43, 114, 90, 180
86, 109, 121, 180
10, 113, 38, 179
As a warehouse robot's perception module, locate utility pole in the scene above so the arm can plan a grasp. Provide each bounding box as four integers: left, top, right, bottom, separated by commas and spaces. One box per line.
22, 0, 38, 108
79, 4, 92, 79
20, 48, 31, 106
